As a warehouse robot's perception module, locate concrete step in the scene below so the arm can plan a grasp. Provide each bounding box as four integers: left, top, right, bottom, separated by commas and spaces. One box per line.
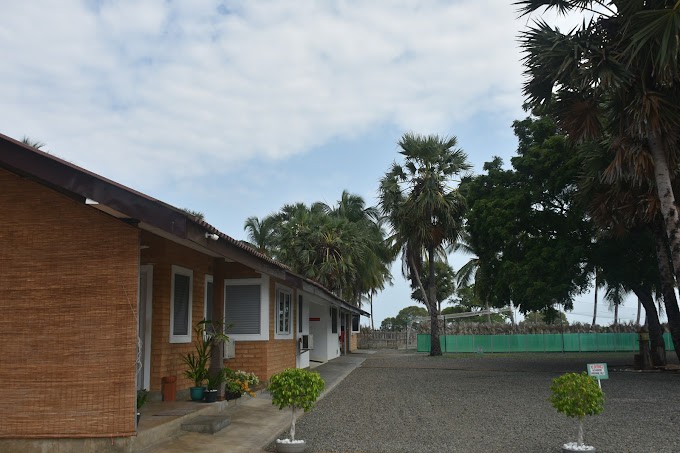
181, 415, 231, 434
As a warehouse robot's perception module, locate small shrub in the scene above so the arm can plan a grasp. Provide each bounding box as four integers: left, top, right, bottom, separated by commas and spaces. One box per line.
550, 372, 604, 447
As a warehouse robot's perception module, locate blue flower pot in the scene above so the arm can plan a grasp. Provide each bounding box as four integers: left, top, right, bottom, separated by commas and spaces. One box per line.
190, 386, 205, 401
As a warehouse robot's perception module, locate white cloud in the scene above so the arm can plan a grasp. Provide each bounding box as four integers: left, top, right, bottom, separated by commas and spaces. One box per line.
0, 1, 526, 186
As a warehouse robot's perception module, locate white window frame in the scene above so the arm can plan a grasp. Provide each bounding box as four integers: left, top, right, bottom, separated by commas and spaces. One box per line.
203, 275, 214, 338
275, 286, 293, 339
224, 276, 269, 341
170, 265, 193, 343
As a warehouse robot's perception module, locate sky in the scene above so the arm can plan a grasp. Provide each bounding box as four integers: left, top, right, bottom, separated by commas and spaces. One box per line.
1, 1, 649, 327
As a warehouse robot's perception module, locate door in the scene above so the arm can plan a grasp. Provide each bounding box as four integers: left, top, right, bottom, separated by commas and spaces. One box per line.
138, 265, 153, 390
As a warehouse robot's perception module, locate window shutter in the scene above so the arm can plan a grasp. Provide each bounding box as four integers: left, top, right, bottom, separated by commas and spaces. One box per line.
225, 285, 261, 334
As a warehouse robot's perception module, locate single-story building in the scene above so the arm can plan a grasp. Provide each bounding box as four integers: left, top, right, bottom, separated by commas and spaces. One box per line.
0, 133, 368, 452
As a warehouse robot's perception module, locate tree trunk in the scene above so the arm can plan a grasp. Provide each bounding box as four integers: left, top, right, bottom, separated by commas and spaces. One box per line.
427, 245, 442, 356
649, 134, 680, 283
290, 407, 296, 441
370, 292, 375, 331
614, 303, 618, 326
577, 418, 584, 447
592, 268, 599, 327
653, 219, 680, 362
636, 297, 641, 326
631, 285, 666, 367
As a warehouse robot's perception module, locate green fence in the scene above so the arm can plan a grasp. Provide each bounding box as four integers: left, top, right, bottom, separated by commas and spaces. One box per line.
417, 332, 676, 353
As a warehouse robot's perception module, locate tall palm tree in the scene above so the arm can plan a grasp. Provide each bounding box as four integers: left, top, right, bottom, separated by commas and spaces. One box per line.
379, 133, 470, 356
517, 0, 680, 284
243, 216, 276, 255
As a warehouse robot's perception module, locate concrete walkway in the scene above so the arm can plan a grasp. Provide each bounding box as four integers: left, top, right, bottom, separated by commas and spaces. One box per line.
141, 353, 369, 453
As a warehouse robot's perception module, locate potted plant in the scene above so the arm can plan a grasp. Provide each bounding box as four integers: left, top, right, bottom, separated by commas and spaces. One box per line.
136, 389, 149, 425
550, 372, 605, 452
183, 349, 209, 401
182, 320, 230, 401
205, 369, 225, 403
268, 368, 325, 453
224, 369, 260, 400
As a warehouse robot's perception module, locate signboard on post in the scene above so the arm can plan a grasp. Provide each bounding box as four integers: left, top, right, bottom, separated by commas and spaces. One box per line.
587, 363, 608, 388
587, 363, 609, 379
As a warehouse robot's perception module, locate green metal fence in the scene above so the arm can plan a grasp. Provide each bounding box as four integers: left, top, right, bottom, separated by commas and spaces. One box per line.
417, 332, 676, 353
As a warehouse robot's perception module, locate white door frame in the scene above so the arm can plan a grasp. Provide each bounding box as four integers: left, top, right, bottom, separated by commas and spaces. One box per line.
138, 265, 153, 390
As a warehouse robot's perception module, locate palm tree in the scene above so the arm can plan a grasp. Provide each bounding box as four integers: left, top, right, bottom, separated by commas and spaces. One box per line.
260, 194, 391, 308
517, 1, 680, 285
379, 132, 470, 356
604, 284, 625, 326
243, 216, 276, 255
21, 136, 45, 150
453, 231, 501, 323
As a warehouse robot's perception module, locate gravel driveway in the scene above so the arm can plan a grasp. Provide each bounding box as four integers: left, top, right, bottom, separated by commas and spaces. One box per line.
279, 350, 679, 453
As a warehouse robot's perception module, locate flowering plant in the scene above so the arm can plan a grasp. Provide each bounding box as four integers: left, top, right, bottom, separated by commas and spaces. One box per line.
224, 369, 259, 397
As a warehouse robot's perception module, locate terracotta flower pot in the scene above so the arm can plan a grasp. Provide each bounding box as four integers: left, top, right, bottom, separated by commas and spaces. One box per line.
161, 376, 177, 402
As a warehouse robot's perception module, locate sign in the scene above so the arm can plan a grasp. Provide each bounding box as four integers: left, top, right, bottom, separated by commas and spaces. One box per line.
309, 317, 320, 322
587, 363, 609, 380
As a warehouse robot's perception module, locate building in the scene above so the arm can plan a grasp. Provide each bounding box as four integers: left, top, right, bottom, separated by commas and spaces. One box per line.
0, 134, 367, 451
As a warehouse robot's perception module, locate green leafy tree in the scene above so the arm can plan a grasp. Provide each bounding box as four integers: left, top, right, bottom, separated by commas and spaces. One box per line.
379, 133, 471, 356
523, 308, 568, 325
395, 305, 429, 328
550, 372, 604, 448
380, 317, 399, 331
268, 368, 325, 442
517, 0, 680, 298
460, 113, 592, 315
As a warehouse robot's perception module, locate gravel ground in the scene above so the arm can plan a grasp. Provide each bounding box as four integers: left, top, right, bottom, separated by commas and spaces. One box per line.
270, 349, 680, 453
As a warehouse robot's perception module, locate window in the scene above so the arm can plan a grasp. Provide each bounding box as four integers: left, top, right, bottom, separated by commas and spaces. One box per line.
352, 314, 360, 333
331, 307, 338, 334
224, 277, 269, 341
276, 287, 292, 336
204, 275, 214, 334
170, 266, 193, 343
298, 295, 303, 333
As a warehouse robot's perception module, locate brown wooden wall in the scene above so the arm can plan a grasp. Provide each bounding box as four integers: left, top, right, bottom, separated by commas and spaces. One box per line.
0, 168, 139, 438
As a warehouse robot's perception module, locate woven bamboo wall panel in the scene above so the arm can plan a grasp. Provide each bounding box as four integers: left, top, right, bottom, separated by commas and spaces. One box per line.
0, 169, 139, 438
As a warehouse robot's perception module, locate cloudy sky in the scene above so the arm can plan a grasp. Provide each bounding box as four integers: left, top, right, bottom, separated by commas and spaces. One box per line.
1, 1, 643, 326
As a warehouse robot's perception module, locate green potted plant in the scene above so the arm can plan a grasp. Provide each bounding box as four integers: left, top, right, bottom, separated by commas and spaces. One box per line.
550, 372, 605, 452
136, 389, 149, 426
182, 320, 230, 401
205, 369, 226, 403
182, 348, 209, 401
268, 368, 325, 453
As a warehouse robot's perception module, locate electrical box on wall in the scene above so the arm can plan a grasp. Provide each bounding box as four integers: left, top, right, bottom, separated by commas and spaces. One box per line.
224, 340, 236, 359
300, 334, 313, 350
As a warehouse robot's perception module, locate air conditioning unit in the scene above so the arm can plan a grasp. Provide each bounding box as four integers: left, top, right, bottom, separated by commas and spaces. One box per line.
301, 334, 313, 350
224, 340, 236, 359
